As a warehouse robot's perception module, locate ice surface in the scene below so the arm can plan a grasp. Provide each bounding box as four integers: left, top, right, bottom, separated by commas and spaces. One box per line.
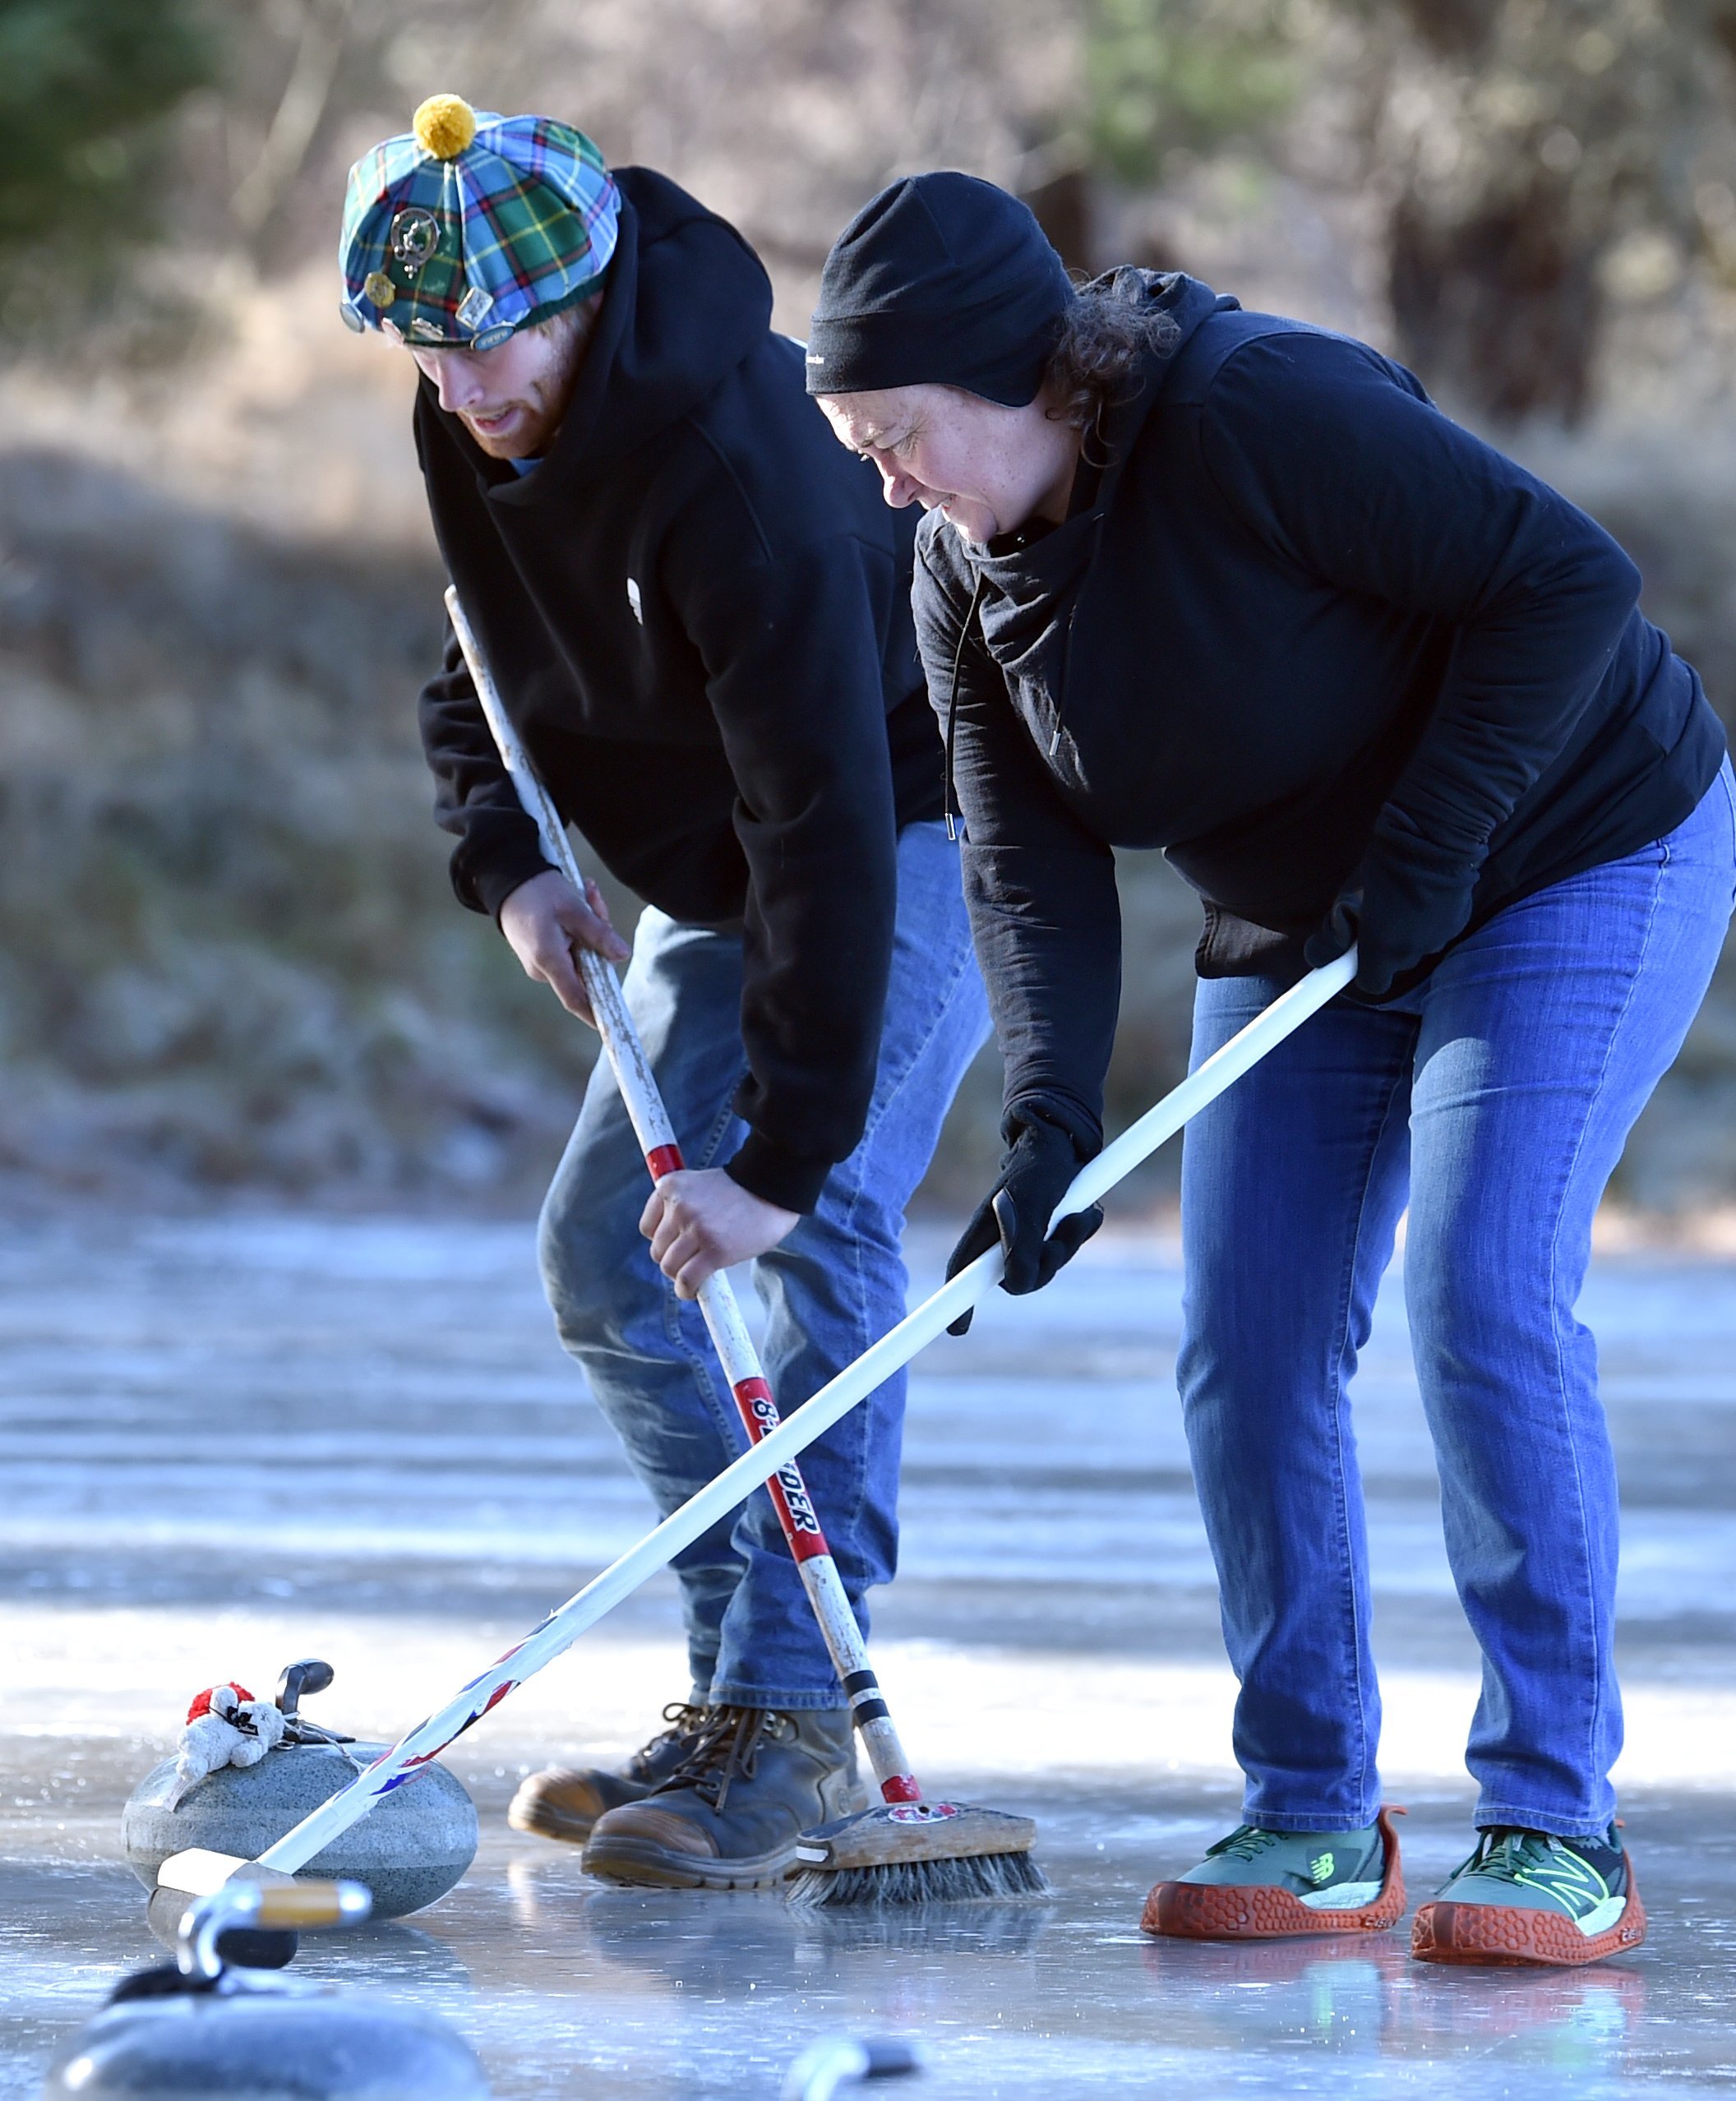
4, 1212, 1736, 2096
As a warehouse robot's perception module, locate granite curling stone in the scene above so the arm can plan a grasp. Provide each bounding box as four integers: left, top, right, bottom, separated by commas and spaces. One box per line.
123, 1742, 478, 1919
40, 1991, 491, 2100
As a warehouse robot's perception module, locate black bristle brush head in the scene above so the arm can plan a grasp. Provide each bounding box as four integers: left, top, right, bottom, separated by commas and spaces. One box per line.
787, 1848, 1052, 1909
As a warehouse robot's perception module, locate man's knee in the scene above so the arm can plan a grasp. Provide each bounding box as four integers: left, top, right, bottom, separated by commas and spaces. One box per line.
538, 1163, 636, 1352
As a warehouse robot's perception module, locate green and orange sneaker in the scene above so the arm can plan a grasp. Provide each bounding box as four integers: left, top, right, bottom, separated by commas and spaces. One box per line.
1142, 1808, 1406, 1939
1411, 1824, 1646, 1966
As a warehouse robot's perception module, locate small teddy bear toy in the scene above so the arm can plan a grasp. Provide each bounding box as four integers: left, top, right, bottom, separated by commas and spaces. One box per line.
165, 1681, 288, 1808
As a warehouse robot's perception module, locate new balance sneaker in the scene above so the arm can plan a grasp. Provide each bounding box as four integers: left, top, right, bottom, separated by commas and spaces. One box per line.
508, 1702, 707, 1845
1142, 1808, 1406, 1939
582, 1705, 865, 1891
1411, 1824, 1646, 1966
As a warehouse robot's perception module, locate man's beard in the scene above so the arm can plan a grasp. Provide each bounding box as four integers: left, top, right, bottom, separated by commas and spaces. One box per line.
463, 304, 593, 458
462, 402, 543, 457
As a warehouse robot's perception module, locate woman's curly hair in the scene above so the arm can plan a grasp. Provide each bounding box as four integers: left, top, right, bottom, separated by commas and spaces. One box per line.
1041, 275, 1180, 441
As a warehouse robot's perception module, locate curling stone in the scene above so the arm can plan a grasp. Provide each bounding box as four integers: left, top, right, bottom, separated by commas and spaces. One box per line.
42, 1877, 490, 2100
125, 1741, 477, 1919
123, 1660, 477, 1919
43, 1998, 491, 2100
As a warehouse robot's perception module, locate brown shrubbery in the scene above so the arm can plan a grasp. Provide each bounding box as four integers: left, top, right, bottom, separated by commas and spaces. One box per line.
0, 450, 589, 1200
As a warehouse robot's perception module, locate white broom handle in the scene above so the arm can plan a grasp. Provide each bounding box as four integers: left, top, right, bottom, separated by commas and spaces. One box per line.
1060, 949, 1355, 1218
441, 589, 917, 1798
247, 940, 1352, 1876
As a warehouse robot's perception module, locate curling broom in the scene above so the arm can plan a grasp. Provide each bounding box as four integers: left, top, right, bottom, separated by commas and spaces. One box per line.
445, 589, 1038, 1899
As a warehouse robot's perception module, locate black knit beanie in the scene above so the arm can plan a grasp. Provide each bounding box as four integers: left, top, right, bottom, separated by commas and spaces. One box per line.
805, 171, 1074, 406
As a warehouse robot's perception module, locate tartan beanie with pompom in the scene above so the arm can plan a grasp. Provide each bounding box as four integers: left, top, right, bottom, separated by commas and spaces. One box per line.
339, 94, 619, 349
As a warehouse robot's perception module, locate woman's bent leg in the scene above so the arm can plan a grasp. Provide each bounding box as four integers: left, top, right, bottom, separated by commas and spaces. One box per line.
1178, 975, 1415, 1829
1403, 769, 1736, 1836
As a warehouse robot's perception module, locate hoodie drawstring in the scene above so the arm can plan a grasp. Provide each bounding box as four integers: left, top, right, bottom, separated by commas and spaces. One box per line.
1044, 513, 1105, 769
944, 569, 987, 842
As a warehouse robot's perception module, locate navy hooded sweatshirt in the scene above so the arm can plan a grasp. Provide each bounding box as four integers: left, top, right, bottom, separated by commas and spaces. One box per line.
416, 168, 944, 1213
916, 272, 1724, 1158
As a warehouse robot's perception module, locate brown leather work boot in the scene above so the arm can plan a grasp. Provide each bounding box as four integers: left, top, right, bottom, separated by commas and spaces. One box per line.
508, 1702, 707, 1845
582, 1705, 864, 1890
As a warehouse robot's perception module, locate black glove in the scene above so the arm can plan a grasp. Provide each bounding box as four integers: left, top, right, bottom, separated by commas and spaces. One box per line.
1305, 816, 1479, 1001
944, 1112, 1103, 1337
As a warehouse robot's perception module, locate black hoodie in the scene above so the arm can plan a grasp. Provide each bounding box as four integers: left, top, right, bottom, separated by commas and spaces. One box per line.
917, 273, 1724, 1157
416, 169, 943, 1214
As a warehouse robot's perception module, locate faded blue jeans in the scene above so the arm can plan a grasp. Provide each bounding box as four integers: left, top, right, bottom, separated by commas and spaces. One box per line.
539, 821, 989, 1710
1177, 764, 1736, 1838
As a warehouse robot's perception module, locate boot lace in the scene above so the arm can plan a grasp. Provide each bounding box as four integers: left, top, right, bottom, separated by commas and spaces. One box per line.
657, 1704, 775, 1813
642, 1702, 706, 1759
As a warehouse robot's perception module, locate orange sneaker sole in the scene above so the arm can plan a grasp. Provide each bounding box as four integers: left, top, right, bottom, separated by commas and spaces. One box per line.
1410, 1851, 1646, 1966
1141, 1806, 1406, 1941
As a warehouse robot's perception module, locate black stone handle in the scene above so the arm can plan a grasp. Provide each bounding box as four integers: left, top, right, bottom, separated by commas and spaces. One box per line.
275, 1659, 335, 1717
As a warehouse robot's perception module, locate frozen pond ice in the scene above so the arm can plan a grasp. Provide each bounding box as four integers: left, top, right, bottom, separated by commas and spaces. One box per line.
4, 1209, 1736, 2094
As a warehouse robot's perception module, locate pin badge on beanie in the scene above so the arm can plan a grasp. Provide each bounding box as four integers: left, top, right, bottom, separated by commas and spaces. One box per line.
806, 171, 1074, 405
339, 94, 619, 350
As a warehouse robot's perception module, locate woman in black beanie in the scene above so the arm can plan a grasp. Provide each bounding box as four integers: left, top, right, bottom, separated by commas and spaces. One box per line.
810, 170, 1734, 1965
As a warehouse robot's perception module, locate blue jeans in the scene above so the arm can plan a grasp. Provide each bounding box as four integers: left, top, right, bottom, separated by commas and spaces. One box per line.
539, 821, 989, 1710
1177, 764, 1736, 1837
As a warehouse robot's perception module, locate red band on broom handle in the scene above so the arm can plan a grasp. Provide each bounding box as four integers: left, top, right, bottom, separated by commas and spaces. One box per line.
442, 589, 919, 1803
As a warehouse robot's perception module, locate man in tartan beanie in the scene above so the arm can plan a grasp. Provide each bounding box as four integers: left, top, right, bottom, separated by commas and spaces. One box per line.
338, 102, 988, 1889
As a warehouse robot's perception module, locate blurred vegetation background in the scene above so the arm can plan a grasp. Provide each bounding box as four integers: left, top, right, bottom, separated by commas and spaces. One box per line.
3, 0, 1736, 1213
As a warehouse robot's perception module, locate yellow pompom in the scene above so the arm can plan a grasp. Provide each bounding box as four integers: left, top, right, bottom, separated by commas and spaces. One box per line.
413, 94, 477, 160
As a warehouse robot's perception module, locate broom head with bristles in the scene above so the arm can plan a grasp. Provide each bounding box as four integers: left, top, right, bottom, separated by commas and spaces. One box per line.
787, 1800, 1050, 1908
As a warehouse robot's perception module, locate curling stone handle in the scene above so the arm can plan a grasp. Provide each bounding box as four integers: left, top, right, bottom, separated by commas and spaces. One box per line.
782, 2035, 925, 2100
275, 1658, 335, 1716
253, 1880, 372, 1930
178, 1877, 372, 1979
858, 2041, 922, 2080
